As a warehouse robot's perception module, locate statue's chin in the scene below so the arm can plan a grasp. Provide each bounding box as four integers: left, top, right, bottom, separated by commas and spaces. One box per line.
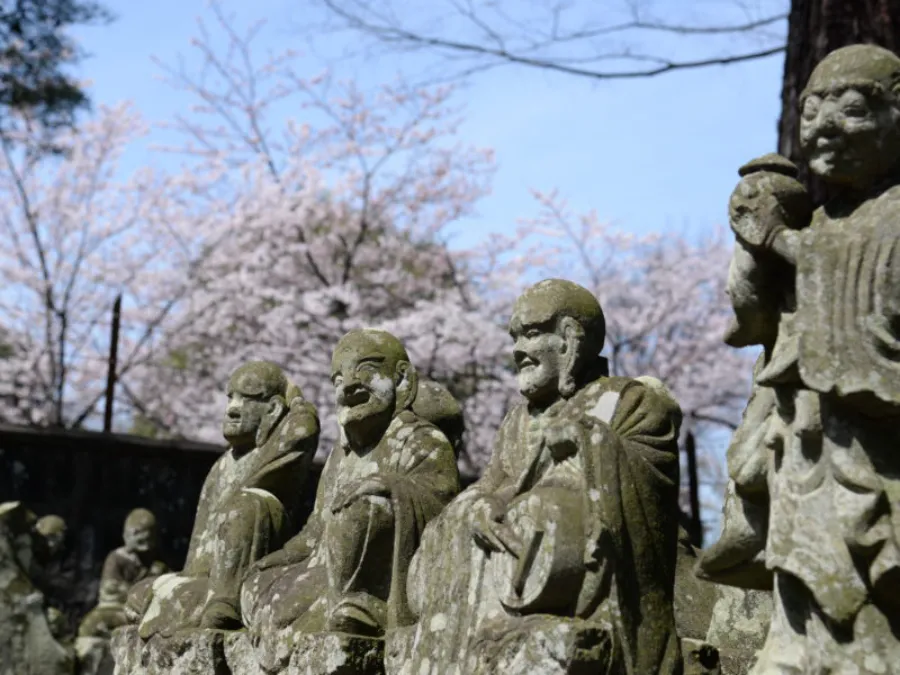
517, 373, 558, 404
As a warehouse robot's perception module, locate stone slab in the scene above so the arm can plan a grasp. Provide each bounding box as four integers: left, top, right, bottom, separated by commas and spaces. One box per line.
111, 625, 229, 675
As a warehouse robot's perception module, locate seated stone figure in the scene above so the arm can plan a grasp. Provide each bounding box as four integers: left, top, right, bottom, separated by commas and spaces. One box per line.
126, 361, 320, 638
401, 279, 683, 675
80, 508, 167, 640
0, 502, 74, 675
237, 329, 460, 672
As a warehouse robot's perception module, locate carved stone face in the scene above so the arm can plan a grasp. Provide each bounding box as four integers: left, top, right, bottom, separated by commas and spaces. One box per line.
34, 515, 66, 560
332, 341, 399, 440
223, 372, 272, 452
799, 85, 900, 188
509, 307, 566, 405
123, 518, 157, 555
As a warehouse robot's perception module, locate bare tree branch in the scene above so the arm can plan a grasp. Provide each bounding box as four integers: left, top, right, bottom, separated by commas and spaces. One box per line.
314, 0, 788, 82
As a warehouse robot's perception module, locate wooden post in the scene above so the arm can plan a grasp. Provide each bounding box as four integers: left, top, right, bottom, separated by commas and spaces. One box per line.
685, 430, 703, 548
103, 295, 122, 433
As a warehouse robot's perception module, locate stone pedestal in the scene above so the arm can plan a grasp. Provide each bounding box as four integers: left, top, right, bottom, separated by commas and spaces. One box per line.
224, 630, 385, 675
110, 625, 229, 675
469, 616, 618, 675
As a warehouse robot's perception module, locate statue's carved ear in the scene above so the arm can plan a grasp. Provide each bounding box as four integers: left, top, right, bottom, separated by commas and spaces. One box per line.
394, 361, 418, 412
256, 395, 287, 447
559, 316, 586, 398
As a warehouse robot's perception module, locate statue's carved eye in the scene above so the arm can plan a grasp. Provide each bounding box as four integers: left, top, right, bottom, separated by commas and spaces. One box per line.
357, 362, 378, 375
524, 328, 542, 339
842, 104, 869, 118
801, 97, 821, 120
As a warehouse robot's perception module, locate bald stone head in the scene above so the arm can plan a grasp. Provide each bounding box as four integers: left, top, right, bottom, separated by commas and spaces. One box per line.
509, 279, 606, 404
35, 514, 67, 559
223, 360, 290, 453
123, 508, 158, 555
800, 44, 900, 189
331, 328, 417, 449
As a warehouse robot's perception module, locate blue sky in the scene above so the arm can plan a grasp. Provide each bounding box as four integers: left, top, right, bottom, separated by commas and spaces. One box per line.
70, 0, 788, 246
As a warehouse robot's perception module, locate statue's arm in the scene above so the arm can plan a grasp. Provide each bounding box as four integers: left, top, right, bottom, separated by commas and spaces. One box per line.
184, 465, 217, 570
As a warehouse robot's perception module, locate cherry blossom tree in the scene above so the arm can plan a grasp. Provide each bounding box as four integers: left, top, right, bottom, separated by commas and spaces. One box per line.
122, 3, 749, 492
0, 103, 207, 427
124, 2, 504, 472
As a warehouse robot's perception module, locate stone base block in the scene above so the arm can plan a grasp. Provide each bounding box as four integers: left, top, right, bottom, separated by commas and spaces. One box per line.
469, 616, 619, 674
110, 625, 229, 675
223, 630, 385, 675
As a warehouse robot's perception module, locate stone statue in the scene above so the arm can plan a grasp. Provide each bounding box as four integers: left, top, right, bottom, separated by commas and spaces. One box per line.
0, 501, 75, 674
76, 509, 166, 675
125, 361, 320, 638
235, 329, 460, 674
703, 44, 900, 673
399, 279, 683, 674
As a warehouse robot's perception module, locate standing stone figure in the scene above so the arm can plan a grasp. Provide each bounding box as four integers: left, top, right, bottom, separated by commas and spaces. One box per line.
400, 279, 683, 675
125, 361, 320, 638
707, 44, 900, 673
0, 501, 74, 675
237, 329, 460, 674
76, 509, 166, 674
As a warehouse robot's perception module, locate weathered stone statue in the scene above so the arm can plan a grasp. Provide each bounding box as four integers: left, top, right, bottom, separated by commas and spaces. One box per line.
399, 279, 683, 674
233, 329, 460, 674
123, 361, 320, 639
0, 501, 75, 674
703, 44, 900, 673
76, 509, 166, 675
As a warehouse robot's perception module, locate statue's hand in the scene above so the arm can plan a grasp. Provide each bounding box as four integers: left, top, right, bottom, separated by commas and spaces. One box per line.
541, 419, 583, 462
472, 496, 522, 556
331, 475, 391, 513
247, 549, 294, 576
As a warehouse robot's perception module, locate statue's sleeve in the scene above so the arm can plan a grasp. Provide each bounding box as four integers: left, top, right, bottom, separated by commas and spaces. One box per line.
277, 441, 337, 561
461, 405, 519, 501
382, 417, 461, 626
589, 381, 682, 675
184, 462, 218, 572
246, 400, 320, 522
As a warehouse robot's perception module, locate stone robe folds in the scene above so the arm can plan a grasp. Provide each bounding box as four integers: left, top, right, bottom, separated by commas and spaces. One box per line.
764, 189, 900, 627
133, 400, 319, 638
240, 410, 458, 671
404, 375, 682, 675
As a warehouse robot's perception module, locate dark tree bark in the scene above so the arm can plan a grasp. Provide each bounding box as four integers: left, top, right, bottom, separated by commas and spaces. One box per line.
778, 0, 900, 204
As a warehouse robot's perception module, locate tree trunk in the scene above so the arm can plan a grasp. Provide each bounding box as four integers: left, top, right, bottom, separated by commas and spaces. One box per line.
778, 0, 900, 204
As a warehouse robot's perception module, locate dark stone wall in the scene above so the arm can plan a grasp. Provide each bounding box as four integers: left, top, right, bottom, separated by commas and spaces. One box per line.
0, 424, 321, 630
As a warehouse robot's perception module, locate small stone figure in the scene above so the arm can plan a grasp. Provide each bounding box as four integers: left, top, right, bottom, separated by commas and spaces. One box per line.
237, 329, 460, 674
0, 501, 75, 675
705, 44, 900, 673
80, 508, 166, 639
125, 361, 320, 638
76, 509, 166, 675
400, 279, 683, 674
